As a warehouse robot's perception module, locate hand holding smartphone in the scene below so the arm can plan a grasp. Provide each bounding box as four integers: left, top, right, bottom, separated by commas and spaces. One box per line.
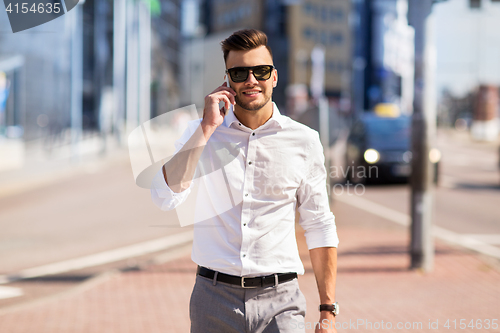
202, 74, 235, 130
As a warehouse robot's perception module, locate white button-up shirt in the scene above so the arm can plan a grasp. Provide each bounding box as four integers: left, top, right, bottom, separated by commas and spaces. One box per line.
151, 103, 338, 277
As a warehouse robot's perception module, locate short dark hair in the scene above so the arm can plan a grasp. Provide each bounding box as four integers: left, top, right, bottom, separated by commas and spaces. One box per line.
221, 29, 273, 64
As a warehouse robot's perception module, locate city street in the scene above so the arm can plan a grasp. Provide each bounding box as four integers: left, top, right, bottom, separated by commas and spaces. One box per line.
0, 155, 186, 274
2, 0, 500, 331
0, 129, 499, 330
0, 146, 192, 309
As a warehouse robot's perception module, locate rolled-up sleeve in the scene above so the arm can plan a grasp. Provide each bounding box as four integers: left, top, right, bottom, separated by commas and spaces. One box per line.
150, 119, 201, 211
297, 132, 339, 249
150, 168, 193, 211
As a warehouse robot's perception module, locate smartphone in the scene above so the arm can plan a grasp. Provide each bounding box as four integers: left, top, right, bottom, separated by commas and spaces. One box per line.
223, 75, 231, 114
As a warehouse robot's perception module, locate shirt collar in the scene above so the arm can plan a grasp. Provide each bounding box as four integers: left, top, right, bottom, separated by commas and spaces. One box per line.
224, 102, 285, 130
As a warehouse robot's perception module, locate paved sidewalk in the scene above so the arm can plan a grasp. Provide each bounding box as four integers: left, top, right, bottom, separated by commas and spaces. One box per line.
0, 197, 499, 332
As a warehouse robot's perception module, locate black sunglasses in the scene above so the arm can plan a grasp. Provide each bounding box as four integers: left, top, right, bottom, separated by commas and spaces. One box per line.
226, 65, 275, 83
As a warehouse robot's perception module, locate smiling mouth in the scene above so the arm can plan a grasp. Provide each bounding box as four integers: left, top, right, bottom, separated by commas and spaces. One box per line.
242, 91, 261, 96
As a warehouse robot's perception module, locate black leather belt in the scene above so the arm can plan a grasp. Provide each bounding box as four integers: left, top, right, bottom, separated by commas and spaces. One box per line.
197, 266, 297, 288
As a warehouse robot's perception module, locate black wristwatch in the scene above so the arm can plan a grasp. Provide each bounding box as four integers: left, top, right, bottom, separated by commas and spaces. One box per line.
319, 302, 339, 316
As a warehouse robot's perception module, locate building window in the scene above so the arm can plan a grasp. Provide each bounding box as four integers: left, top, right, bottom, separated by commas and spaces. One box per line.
303, 2, 312, 14
331, 8, 344, 21
326, 60, 346, 73
321, 6, 328, 22
330, 32, 344, 45
321, 31, 328, 45
303, 27, 313, 39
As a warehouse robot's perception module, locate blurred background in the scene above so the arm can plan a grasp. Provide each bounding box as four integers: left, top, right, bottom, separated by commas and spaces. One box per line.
0, 0, 499, 330
1, 0, 499, 173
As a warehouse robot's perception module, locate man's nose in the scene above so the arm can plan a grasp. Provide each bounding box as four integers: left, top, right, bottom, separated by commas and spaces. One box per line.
244, 70, 259, 85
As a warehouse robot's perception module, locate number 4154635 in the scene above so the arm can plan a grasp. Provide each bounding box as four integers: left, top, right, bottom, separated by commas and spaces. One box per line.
5, 3, 61, 14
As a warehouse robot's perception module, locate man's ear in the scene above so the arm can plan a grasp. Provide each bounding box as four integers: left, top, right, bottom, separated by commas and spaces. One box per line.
272, 69, 278, 88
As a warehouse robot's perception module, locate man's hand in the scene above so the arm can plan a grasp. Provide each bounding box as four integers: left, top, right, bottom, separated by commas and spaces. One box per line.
162, 82, 236, 192
201, 82, 236, 137
315, 311, 337, 333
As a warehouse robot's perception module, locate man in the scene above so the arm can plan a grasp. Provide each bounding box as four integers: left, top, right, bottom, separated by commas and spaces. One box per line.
151, 29, 338, 333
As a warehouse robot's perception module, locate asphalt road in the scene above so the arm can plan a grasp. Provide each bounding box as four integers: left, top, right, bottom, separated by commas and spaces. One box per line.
0, 156, 183, 275
338, 129, 500, 244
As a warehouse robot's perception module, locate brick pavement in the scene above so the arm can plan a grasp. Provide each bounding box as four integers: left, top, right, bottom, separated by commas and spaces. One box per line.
0, 198, 499, 333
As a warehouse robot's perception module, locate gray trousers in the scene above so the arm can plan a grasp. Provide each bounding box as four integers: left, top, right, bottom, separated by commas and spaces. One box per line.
190, 275, 307, 333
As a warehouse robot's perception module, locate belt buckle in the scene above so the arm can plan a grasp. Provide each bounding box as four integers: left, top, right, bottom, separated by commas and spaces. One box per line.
241, 277, 258, 288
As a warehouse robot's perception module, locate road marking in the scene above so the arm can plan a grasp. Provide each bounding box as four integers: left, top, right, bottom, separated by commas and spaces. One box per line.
432, 227, 500, 259
335, 195, 410, 226
0, 230, 193, 285
439, 175, 457, 189
0, 286, 23, 300
335, 195, 500, 260
461, 234, 500, 245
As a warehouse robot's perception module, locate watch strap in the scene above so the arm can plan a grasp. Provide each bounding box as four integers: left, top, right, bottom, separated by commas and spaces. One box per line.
319, 302, 339, 316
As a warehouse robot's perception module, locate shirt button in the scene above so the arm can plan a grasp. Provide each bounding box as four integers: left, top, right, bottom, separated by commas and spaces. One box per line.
243, 223, 247, 226
239, 123, 242, 126
248, 161, 252, 165
252, 133, 255, 136
242, 254, 246, 258
245, 193, 248, 197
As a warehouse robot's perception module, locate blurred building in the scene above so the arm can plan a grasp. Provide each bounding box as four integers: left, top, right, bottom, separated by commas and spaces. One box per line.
434, 0, 500, 97
351, 0, 415, 115
205, 0, 265, 32
82, 0, 113, 131
182, 0, 352, 116
432, 0, 500, 139
0, 0, 183, 154
0, 57, 23, 139
0, 8, 71, 142
471, 84, 499, 141
287, 1, 351, 98
151, 0, 183, 117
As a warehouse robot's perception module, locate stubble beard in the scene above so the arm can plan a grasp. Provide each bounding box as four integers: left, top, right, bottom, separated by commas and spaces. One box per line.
234, 89, 272, 111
